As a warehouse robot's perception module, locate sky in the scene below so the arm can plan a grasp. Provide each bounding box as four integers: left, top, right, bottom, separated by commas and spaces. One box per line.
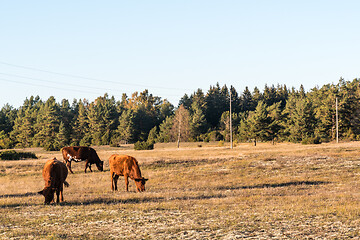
1, 1, 359, 108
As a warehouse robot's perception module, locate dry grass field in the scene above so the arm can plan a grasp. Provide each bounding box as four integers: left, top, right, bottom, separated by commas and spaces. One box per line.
1, 141, 360, 239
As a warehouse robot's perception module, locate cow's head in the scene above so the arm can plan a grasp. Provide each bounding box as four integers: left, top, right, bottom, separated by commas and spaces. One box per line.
38, 187, 55, 204
96, 160, 104, 171
134, 177, 148, 192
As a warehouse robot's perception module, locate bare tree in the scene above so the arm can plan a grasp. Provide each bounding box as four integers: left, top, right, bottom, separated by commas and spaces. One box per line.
171, 105, 190, 148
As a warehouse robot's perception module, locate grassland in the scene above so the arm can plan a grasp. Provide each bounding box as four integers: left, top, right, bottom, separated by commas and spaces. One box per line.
1, 141, 360, 239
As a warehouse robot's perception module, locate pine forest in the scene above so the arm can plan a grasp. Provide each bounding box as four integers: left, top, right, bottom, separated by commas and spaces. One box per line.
1, 78, 359, 150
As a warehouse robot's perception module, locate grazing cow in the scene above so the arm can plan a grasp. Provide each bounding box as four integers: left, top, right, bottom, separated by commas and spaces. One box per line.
109, 154, 148, 192
61, 146, 104, 174
38, 158, 69, 204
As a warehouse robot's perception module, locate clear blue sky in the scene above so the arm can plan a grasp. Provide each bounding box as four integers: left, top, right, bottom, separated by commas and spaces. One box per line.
1, 1, 359, 108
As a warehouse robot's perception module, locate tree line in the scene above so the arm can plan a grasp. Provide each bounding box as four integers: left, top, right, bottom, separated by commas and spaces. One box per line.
0, 78, 359, 150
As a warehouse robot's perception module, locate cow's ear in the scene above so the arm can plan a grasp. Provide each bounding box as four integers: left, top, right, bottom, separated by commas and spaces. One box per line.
38, 190, 44, 196
144, 178, 149, 181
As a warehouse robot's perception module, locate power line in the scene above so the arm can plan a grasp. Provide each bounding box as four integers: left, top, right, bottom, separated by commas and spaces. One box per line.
0, 77, 122, 97
0, 76, 186, 99
0, 72, 125, 91
0, 61, 192, 91
0, 72, 118, 92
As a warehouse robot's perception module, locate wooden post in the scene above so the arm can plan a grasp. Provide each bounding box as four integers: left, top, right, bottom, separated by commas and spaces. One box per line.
177, 114, 181, 148
336, 97, 339, 143
230, 89, 233, 149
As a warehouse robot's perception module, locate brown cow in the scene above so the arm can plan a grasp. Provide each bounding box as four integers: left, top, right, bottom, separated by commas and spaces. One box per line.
109, 154, 148, 192
38, 158, 69, 204
61, 146, 104, 174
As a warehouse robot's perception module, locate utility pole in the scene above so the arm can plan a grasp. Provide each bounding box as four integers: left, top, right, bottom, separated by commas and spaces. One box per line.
230, 89, 233, 149
177, 114, 181, 148
336, 97, 339, 143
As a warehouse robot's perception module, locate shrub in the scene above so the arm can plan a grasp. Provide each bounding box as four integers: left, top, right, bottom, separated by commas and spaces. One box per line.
0, 150, 37, 160
110, 142, 119, 147
44, 142, 61, 151
207, 131, 224, 141
301, 136, 321, 145
134, 141, 154, 150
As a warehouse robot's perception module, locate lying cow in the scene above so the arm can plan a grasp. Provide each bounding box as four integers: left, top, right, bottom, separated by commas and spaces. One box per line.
38, 158, 69, 204
109, 154, 148, 192
61, 146, 104, 174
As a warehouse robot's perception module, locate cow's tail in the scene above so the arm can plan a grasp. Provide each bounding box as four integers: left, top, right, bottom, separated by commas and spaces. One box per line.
64, 181, 70, 187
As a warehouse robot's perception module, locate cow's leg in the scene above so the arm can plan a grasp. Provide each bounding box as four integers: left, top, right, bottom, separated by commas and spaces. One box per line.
112, 173, 119, 191
124, 174, 129, 191
60, 185, 64, 202
66, 161, 74, 174
111, 172, 115, 191
55, 189, 60, 203
84, 160, 93, 173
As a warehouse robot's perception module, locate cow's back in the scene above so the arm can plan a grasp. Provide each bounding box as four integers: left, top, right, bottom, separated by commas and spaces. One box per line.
62, 146, 86, 159
62, 146, 100, 163
43, 159, 68, 188
109, 154, 127, 174
109, 154, 142, 178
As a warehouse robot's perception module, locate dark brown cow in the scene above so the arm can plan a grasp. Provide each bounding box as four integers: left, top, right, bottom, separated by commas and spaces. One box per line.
109, 154, 148, 192
61, 146, 104, 174
38, 158, 69, 204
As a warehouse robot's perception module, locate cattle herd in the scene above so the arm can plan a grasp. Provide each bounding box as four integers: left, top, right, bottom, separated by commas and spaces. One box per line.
38, 146, 148, 204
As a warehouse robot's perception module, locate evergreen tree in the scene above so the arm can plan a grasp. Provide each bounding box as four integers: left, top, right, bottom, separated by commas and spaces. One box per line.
56, 121, 68, 148
338, 78, 360, 139
284, 92, 316, 142
33, 96, 61, 150
240, 86, 254, 112
158, 99, 174, 124
157, 116, 174, 143
121, 89, 171, 142
220, 111, 231, 141
87, 94, 118, 145
267, 101, 284, 144
71, 99, 89, 145
117, 109, 135, 143
276, 84, 289, 109
0, 104, 17, 134
308, 84, 337, 141
0, 130, 12, 149
246, 101, 271, 146
263, 84, 277, 106
189, 101, 207, 141
59, 99, 73, 144
252, 87, 263, 109
11, 96, 42, 147
229, 86, 241, 114
147, 126, 158, 143
179, 93, 192, 110
205, 83, 228, 128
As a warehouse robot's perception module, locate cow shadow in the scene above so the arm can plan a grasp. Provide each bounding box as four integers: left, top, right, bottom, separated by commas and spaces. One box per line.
63, 181, 327, 206
63, 193, 229, 206
0, 181, 329, 208
0, 192, 38, 199
0, 192, 39, 208
217, 180, 329, 191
